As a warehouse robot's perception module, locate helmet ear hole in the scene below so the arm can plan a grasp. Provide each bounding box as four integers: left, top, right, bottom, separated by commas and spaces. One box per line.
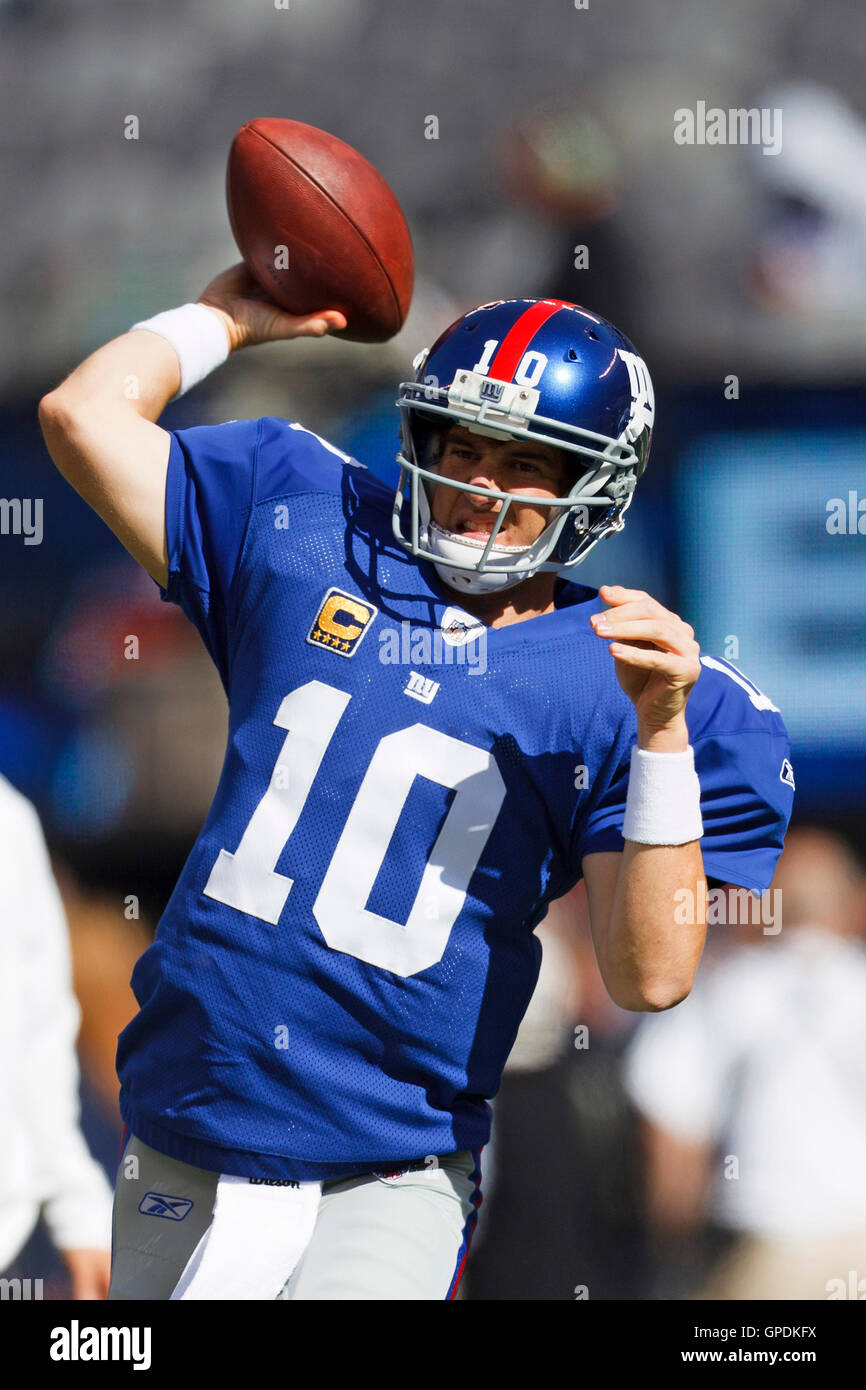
407, 411, 447, 468
421, 419, 450, 466
553, 511, 584, 564
561, 455, 582, 493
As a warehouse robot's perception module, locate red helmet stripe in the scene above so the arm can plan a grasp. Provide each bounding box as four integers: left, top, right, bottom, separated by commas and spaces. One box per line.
487, 299, 573, 382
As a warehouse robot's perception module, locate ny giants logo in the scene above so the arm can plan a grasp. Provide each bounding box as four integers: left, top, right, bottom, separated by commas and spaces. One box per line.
479, 379, 505, 402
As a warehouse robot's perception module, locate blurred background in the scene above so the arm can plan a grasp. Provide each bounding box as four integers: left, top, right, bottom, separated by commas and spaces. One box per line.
2, 0, 865, 1298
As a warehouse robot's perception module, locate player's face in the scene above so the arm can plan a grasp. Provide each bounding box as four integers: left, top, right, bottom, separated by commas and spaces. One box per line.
429, 425, 571, 545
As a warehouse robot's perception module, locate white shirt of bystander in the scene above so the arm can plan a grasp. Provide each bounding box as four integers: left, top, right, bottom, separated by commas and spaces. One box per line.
624, 926, 866, 1240
0, 775, 113, 1269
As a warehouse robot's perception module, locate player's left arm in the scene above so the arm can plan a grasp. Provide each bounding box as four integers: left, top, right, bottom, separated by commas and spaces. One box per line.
581, 585, 707, 1012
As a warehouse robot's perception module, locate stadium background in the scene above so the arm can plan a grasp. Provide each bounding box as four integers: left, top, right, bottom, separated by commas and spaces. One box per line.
1, 0, 864, 1298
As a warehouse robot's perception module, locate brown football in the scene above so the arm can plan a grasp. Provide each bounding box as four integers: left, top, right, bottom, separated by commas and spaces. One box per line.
226, 118, 414, 343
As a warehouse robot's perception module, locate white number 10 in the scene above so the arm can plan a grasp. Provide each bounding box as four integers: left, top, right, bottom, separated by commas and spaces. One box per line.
203, 680, 506, 977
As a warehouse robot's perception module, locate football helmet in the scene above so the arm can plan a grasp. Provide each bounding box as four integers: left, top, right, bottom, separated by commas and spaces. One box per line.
392, 297, 654, 594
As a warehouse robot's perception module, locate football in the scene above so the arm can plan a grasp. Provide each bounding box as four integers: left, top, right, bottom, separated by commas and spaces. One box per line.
226, 117, 414, 343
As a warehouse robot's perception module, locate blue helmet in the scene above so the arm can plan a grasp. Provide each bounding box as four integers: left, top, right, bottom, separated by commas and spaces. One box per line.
392, 297, 655, 594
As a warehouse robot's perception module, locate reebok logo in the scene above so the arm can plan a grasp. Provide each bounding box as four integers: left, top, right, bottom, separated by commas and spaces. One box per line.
139, 1191, 193, 1221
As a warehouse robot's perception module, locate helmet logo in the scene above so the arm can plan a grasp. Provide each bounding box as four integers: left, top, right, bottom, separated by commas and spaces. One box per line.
479, 380, 505, 402
617, 349, 655, 441
447, 371, 540, 428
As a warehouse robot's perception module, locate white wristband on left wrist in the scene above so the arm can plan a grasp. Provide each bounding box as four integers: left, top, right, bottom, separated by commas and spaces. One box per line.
622, 744, 704, 846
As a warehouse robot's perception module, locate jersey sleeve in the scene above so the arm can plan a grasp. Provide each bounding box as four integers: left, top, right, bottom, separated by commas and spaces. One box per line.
160, 418, 262, 686
576, 657, 795, 894
686, 658, 794, 892
160, 416, 358, 687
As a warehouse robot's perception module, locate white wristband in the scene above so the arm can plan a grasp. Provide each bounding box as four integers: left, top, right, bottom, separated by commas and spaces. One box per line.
622, 744, 704, 846
129, 302, 230, 399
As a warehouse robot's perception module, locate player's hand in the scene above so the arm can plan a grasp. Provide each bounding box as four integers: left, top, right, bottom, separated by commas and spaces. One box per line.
589, 585, 701, 752
61, 1247, 112, 1300
197, 262, 347, 353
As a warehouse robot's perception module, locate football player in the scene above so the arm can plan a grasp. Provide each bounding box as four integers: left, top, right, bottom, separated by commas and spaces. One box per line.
38, 269, 793, 1299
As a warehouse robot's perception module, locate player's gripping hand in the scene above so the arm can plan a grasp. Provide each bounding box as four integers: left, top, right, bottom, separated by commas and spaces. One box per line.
589, 585, 701, 752
198, 262, 348, 353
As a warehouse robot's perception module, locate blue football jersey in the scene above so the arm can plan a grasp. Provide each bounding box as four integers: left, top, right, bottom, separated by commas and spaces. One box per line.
116, 417, 794, 1179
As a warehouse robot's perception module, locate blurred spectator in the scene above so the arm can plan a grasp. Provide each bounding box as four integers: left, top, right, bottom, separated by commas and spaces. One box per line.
750, 83, 866, 319
624, 827, 866, 1299
466, 884, 647, 1300
0, 774, 113, 1298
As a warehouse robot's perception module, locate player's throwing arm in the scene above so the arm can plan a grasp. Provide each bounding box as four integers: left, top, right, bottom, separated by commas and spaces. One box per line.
37, 264, 346, 588
581, 585, 707, 1011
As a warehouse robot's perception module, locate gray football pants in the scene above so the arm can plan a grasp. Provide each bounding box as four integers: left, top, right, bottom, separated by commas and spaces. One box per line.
108, 1134, 482, 1300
